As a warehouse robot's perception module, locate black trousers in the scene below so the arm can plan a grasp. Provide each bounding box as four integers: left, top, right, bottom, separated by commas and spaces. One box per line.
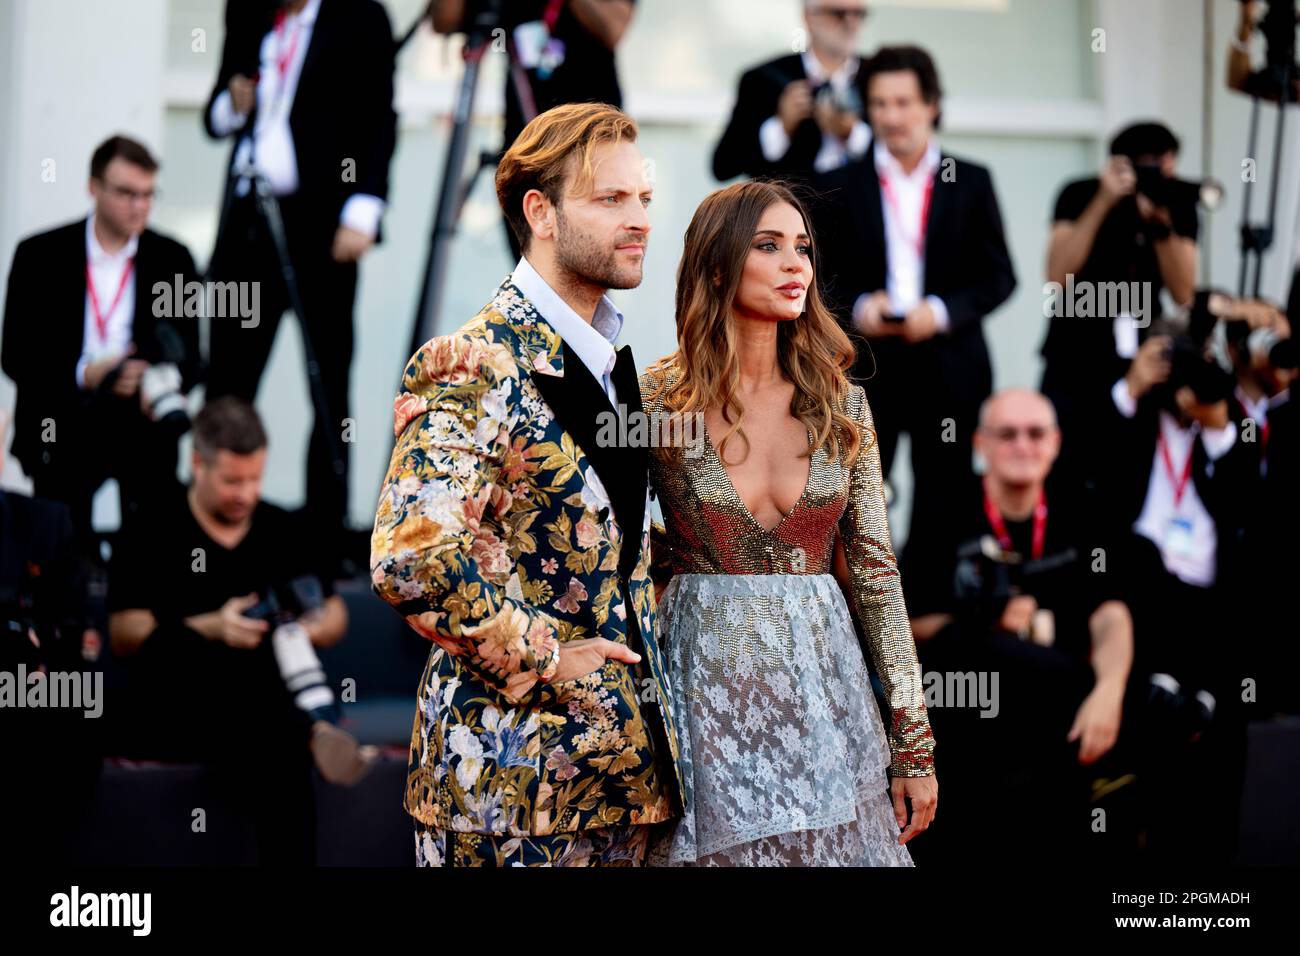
206, 191, 356, 536
104, 624, 318, 865
26, 395, 180, 555
855, 341, 987, 545
908, 618, 1096, 866
1123, 547, 1248, 864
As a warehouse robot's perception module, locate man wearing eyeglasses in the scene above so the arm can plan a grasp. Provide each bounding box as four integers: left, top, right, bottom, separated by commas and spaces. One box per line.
712, 0, 872, 181
900, 388, 1134, 865
1, 135, 202, 553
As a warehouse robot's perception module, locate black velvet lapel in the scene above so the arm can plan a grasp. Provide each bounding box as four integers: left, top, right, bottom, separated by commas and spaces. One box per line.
527, 339, 648, 577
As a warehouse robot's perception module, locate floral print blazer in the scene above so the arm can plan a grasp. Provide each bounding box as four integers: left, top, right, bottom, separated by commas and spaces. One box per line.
371, 279, 685, 837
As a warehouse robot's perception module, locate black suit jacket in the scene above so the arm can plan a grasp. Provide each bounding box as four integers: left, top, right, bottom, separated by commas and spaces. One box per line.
1, 219, 201, 475
203, 0, 397, 235
1098, 392, 1258, 587
712, 53, 865, 182
808, 152, 1016, 399
0, 490, 87, 670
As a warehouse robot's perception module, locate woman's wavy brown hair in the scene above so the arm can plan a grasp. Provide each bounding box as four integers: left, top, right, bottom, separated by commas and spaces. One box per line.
647, 180, 865, 468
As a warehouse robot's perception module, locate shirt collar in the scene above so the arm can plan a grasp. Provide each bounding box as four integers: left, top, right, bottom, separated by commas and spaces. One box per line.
86, 213, 139, 266
511, 255, 624, 380
281, 0, 321, 28
873, 137, 941, 182
801, 49, 859, 90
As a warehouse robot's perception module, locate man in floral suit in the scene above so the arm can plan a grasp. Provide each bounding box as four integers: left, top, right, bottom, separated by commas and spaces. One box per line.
371, 103, 684, 866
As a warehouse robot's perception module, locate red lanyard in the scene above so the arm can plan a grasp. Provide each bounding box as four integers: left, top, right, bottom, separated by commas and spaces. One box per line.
273, 10, 303, 83
84, 258, 134, 344
543, 0, 566, 30
982, 477, 1047, 561
879, 171, 935, 256
1156, 422, 1196, 509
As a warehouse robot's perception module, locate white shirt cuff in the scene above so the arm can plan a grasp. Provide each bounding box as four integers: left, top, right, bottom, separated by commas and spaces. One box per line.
1111, 377, 1138, 418
926, 295, 950, 333
845, 120, 871, 159
758, 115, 792, 163
340, 194, 385, 239
1200, 421, 1237, 461
209, 90, 249, 137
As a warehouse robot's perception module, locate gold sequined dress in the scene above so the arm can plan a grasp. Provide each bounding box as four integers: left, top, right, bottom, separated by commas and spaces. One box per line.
640, 368, 934, 867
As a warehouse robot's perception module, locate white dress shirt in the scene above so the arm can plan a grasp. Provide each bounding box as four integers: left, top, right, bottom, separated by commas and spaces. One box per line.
511, 255, 624, 405
853, 138, 950, 331
77, 214, 138, 389
510, 255, 652, 536
207, 0, 384, 237
758, 50, 871, 174
1111, 378, 1237, 587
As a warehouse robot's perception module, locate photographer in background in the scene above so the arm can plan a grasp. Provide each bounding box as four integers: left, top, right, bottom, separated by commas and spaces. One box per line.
0, 411, 100, 867
1227, 0, 1299, 103
901, 388, 1133, 865
1215, 291, 1298, 713
0, 135, 201, 553
106, 398, 372, 866
1101, 317, 1258, 863
430, 0, 638, 259
1039, 122, 1200, 490
712, 0, 872, 182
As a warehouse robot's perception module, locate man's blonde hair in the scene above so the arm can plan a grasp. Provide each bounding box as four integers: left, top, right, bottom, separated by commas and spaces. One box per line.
495, 102, 639, 253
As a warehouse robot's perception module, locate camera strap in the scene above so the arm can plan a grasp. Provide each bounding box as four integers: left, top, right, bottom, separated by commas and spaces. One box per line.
982, 476, 1047, 561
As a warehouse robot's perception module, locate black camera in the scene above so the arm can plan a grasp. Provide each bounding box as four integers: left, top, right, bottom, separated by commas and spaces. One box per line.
951, 535, 1076, 634
243, 575, 325, 628
1160, 334, 1236, 405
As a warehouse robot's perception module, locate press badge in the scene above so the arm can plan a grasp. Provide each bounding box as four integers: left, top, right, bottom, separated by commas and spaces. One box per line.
1165, 516, 1196, 558
513, 20, 548, 68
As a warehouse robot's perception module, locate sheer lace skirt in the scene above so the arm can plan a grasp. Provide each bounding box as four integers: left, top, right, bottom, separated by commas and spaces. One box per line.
648, 573, 913, 867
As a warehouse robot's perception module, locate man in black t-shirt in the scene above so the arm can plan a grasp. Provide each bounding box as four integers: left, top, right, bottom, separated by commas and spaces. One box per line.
901, 389, 1134, 864
431, 0, 637, 258
1039, 122, 1200, 490
106, 397, 367, 864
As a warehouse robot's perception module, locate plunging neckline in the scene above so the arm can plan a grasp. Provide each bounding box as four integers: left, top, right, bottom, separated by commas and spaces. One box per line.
701, 419, 816, 535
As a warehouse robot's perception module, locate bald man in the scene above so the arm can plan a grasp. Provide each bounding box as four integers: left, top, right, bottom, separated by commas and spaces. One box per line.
900, 388, 1134, 864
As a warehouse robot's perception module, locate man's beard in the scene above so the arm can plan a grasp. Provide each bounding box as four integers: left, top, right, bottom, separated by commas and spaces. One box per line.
553, 207, 644, 292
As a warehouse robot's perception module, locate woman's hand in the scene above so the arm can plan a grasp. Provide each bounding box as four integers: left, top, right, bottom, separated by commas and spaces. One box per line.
550, 637, 641, 684
891, 772, 938, 845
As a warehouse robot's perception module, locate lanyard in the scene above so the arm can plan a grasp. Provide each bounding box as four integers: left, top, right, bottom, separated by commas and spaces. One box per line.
273, 10, 303, 83
879, 171, 935, 257
84, 258, 134, 344
1156, 422, 1196, 510
982, 477, 1047, 561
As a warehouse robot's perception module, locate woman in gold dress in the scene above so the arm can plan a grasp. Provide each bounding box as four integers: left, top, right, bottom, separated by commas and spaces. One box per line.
641, 180, 937, 866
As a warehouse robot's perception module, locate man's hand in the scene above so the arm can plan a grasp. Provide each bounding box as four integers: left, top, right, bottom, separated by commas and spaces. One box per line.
197, 593, 270, 649
853, 290, 898, 337
1067, 680, 1124, 764
1176, 387, 1230, 431
1135, 192, 1174, 231
813, 97, 856, 141
1125, 334, 1172, 400
777, 80, 814, 136
331, 225, 374, 263
111, 359, 150, 398
901, 300, 940, 343
891, 772, 938, 845
998, 594, 1038, 638
229, 73, 257, 115
83, 344, 136, 392
549, 637, 641, 684
1098, 155, 1136, 208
